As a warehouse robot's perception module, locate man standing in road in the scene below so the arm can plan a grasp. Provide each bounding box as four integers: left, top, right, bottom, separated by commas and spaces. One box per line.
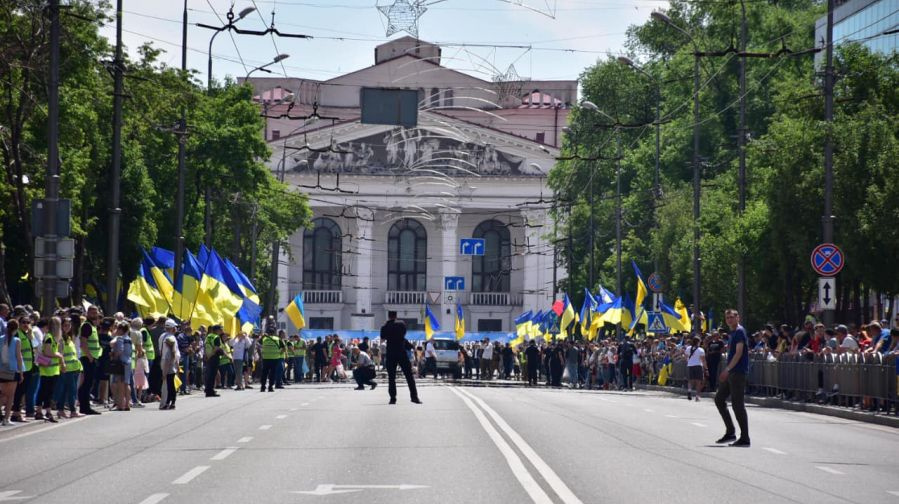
618, 338, 637, 390
424, 338, 438, 379
715, 308, 750, 447
381, 311, 420, 405
705, 331, 724, 391
204, 325, 224, 397
525, 340, 540, 386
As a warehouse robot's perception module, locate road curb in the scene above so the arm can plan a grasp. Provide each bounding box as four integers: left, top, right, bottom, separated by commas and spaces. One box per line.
640, 384, 899, 429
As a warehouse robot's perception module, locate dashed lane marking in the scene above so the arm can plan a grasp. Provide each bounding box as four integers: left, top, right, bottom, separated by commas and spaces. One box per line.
276, 415, 288, 420
237, 437, 253, 443
815, 466, 845, 475
763, 447, 787, 455
172, 466, 210, 485
210, 447, 238, 461
137, 493, 169, 504
259, 425, 272, 431
691, 422, 707, 428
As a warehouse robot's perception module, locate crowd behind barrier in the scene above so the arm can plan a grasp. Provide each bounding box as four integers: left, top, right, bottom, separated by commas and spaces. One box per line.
2, 299, 898, 426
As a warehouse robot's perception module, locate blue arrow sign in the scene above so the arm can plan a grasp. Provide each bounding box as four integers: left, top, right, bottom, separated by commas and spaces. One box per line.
445, 276, 465, 290
460, 238, 485, 256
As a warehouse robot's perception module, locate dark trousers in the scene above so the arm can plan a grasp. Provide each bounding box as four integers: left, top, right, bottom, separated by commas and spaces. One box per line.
619, 362, 633, 389
386, 355, 418, 401
164, 373, 177, 406
38, 375, 57, 409
149, 357, 162, 396
13, 369, 38, 415
78, 357, 96, 412
707, 357, 721, 391
353, 366, 376, 387
550, 363, 562, 387
275, 358, 284, 386
715, 371, 749, 440
260, 359, 277, 391
425, 356, 437, 378
204, 358, 217, 396
527, 363, 539, 385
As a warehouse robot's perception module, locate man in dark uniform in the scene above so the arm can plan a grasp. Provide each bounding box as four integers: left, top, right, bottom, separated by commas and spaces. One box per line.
525, 340, 540, 386
381, 311, 421, 405
204, 325, 224, 397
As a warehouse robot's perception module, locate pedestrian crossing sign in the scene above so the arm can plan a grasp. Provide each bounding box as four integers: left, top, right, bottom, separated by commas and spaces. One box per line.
647, 312, 668, 333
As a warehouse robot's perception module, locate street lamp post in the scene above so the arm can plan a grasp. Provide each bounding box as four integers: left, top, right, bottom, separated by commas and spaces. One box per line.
205, 6, 256, 90
245, 54, 289, 80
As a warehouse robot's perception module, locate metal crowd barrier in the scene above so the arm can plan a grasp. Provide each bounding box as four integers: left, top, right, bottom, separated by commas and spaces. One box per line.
655, 352, 897, 413
743, 352, 897, 411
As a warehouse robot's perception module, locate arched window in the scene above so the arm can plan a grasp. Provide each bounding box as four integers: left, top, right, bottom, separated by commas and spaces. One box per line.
303, 218, 342, 290
388, 219, 427, 291
472, 220, 510, 292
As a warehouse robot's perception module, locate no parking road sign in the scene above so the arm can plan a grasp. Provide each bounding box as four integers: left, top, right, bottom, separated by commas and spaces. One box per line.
810, 243, 844, 276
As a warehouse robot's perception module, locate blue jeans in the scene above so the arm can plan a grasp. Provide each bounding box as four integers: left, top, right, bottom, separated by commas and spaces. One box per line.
26, 371, 40, 415
53, 371, 78, 411
566, 364, 578, 385
179, 355, 191, 392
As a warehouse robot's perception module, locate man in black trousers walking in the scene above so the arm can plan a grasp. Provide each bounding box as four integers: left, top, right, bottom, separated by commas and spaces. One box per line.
381, 311, 421, 405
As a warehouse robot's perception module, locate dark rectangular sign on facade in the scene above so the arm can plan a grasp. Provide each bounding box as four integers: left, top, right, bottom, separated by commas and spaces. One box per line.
360, 87, 418, 128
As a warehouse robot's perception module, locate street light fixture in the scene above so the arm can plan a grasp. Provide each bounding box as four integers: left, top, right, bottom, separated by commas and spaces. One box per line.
246, 53, 290, 79
202, 5, 256, 90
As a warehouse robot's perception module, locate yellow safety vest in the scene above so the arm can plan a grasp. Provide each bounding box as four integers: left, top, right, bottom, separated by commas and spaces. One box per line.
81, 322, 102, 359
18, 330, 33, 372
39, 335, 60, 377
63, 339, 83, 372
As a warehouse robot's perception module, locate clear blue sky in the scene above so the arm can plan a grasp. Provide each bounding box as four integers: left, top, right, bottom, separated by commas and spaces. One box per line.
99, 0, 667, 85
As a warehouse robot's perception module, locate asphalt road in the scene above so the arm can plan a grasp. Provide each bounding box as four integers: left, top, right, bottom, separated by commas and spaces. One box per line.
1, 380, 897, 504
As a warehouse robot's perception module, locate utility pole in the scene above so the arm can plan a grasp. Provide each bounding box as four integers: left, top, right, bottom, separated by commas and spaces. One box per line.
589, 162, 594, 290
174, 0, 188, 282
41, 0, 61, 314
267, 146, 287, 317
737, 0, 747, 320
822, 0, 835, 326
615, 133, 623, 341
106, 0, 124, 315
692, 52, 702, 335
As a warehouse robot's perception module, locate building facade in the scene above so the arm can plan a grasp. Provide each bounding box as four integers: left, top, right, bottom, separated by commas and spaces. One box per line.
814, 0, 898, 66
250, 38, 573, 333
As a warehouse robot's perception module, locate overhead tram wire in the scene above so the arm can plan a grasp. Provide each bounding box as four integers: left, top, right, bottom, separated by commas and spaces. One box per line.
205, 0, 249, 75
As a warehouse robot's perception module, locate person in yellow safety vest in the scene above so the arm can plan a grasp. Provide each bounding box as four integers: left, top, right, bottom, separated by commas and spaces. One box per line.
56, 315, 83, 418
218, 332, 234, 389
37, 316, 65, 423
203, 325, 224, 398
293, 335, 307, 383
259, 331, 283, 392
77, 305, 103, 415
283, 338, 295, 385
10, 316, 37, 422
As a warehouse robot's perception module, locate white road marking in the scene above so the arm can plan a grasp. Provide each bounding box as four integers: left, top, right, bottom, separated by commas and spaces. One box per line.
643, 409, 654, 413
0, 416, 89, 444
210, 447, 238, 461
815, 466, 845, 475
887, 490, 899, 497
0, 490, 32, 501
237, 437, 253, 443
259, 425, 272, 430
301, 402, 310, 406
457, 388, 584, 504
691, 422, 707, 428
292, 484, 428, 496
289, 408, 299, 412
449, 388, 553, 504
763, 447, 787, 455
172, 466, 210, 485
137, 493, 169, 504
665, 414, 678, 418
276, 414, 288, 420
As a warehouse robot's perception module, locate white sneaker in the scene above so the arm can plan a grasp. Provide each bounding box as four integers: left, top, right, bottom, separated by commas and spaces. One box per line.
695, 396, 700, 402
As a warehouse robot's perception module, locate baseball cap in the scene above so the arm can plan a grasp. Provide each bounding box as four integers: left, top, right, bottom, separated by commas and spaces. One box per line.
835, 324, 848, 334
164, 319, 178, 328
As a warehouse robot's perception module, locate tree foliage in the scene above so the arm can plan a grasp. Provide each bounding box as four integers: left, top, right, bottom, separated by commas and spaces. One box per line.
0, 1, 311, 311
549, 0, 899, 327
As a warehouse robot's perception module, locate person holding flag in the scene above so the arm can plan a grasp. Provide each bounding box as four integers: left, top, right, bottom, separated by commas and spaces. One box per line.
454, 303, 465, 341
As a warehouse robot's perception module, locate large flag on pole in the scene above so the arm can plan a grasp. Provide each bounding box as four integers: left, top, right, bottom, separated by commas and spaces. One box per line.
632, 260, 648, 310
454, 303, 465, 341
284, 293, 306, 330
424, 303, 440, 340
559, 294, 578, 339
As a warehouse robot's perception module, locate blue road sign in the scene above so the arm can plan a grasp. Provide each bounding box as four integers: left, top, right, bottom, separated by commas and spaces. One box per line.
460, 238, 485, 256
810, 243, 844, 276
445, 276, 465, 290
646, 312, 668, 333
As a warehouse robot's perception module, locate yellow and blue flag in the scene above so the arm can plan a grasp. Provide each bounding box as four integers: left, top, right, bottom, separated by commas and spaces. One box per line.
660, 301, 687, 333
285, 293, 306, 330
599, 295, 623, 325
596, 284, 615, 304
455, 303, 465, 341
200, 249, 244, 319
175, 250, 220, 330
513, 310, 532, 345
127, 259, 165, 319
632, 260, 648, 310
424, 303, 440, 340
223, 258, 261, 332
674, 297, 692, 333
559, 294, 578, 339
150, 246, 175, 278
528, 309, 543, 340
580, 288, 596, 337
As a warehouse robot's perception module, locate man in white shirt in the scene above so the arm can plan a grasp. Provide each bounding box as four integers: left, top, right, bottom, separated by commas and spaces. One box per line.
480, 340, 494, 380
836, 325, 858, 353
351, 347, 377, 390
424, 340, 438, 379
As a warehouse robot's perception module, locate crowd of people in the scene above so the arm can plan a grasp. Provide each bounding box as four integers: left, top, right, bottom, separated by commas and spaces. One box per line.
1, 298, 897, 426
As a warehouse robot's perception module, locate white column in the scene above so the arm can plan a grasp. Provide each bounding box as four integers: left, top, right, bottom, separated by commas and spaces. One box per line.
522, 208, 551, 309
440, 212, 460, 331
352, 209, 375, 330
276, 243, 291, 330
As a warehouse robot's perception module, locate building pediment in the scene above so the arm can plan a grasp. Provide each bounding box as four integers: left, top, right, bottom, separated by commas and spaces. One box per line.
272, 112, 558, 178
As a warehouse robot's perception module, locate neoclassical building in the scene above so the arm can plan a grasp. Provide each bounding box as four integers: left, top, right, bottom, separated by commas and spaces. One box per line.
251, 37, 573, 332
